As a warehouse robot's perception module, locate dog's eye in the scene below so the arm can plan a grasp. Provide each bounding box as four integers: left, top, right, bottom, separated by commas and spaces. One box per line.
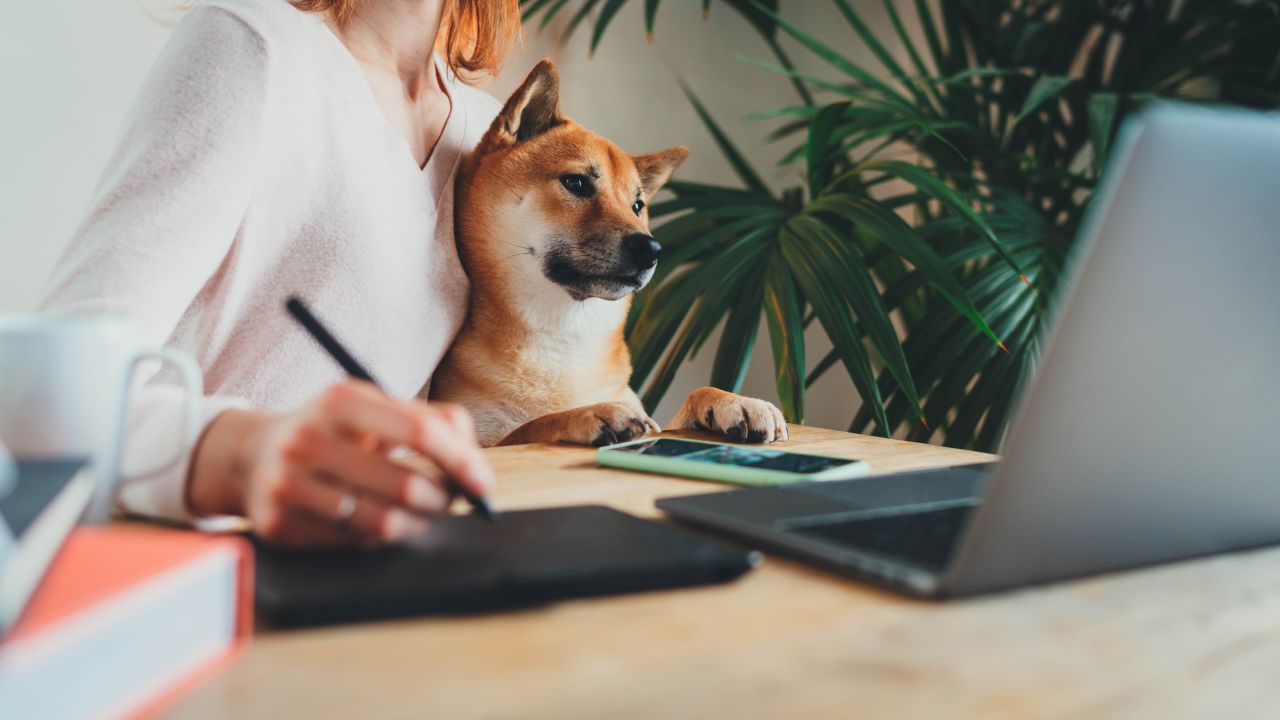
632, 199, 645, 216
559, 174, 593, 198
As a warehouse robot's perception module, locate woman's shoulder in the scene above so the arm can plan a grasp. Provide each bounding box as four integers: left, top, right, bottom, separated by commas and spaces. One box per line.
455, 83, 504, 125
136, 1, 331, 143
441, 71, 504, 147
180, 0, 320, 53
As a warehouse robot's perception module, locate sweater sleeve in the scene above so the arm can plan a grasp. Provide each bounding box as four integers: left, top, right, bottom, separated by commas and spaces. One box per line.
38, 5, 270, 524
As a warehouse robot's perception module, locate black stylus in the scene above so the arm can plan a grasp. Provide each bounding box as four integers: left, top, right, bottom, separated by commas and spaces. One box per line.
285, 296, 499, 523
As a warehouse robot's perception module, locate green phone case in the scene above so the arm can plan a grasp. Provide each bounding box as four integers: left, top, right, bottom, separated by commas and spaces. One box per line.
595, 437, 870, 487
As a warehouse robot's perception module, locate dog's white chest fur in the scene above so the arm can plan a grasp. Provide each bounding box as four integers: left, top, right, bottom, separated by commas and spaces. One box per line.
464, 283, 633, 445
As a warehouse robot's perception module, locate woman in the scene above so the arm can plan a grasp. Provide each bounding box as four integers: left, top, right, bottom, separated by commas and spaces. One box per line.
39, 0, 519, 545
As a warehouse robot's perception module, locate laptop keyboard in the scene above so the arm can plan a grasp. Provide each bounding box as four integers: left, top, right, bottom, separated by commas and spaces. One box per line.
786, 505, 975, 572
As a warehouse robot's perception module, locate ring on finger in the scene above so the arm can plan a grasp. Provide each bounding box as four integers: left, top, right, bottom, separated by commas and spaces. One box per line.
334, 492, 359, 528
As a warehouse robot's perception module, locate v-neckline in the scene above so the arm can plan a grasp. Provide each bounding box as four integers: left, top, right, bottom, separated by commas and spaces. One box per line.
311, 15, 459, 179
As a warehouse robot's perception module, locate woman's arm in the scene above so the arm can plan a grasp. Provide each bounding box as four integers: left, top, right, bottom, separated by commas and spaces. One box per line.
42, 6, 495, 542
40, 5, 272, 522
190, 383, 493, 546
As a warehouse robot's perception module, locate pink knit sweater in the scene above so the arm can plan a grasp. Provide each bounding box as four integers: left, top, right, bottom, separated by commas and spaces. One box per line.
39, 0, 500, 522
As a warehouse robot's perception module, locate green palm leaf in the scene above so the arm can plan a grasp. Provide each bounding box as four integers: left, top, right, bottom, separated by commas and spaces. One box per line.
805, 102, 845, 191
834, 160, 1030, 284
1015, 75, 1075, 122
762, 259, 806, 422
678, 80, 771, 195
528, 0, 1280, 450
710, 267, 765, 392
747, 0, 911, 108
804, 193, 1001, 348
790, 214, 923, 423
560, 0, 601, 40
638, 234, 771, 410
589, 0, 629, 54
521, 0, 561, 21
643, 0, 661, 39
532, 0, 573, 29
779, 223, 888, 433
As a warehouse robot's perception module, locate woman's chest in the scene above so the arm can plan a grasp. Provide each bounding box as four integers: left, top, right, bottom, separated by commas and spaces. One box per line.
244, 153, 453, 284
359, 71, 452, 170
228, 141, 469, 385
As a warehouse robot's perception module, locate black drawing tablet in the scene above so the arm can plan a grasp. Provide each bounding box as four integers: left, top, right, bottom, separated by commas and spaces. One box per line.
254, 505, 760, 627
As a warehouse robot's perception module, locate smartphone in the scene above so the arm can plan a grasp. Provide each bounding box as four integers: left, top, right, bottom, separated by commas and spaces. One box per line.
596, 437, 870, 487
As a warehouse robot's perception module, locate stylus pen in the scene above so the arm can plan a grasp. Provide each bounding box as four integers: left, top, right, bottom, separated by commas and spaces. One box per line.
285, 296, 500, 524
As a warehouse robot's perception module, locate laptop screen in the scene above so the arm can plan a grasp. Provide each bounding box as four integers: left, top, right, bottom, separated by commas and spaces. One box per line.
616, 438, 858, 474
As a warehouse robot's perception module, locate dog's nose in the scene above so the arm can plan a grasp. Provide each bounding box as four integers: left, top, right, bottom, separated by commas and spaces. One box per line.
624, 233, 662, 270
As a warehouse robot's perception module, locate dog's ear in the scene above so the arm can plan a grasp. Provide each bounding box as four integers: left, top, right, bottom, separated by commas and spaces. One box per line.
493, 59, 563, 146
633, 146, 690, 196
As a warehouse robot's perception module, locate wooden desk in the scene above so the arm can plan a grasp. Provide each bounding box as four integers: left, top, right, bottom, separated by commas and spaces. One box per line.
166, 427, 1280, 718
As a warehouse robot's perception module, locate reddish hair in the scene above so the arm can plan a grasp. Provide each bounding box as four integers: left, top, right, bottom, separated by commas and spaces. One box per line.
292, 0, 521, 77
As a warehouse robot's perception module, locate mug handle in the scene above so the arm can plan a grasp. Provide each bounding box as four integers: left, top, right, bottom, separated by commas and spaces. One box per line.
120, 347, 202, 479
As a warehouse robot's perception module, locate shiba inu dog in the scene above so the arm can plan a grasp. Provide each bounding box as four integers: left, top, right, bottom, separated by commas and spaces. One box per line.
428, 60, 788, 448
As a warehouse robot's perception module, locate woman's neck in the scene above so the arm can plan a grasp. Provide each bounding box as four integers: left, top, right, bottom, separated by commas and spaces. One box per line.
328, 0, 445, 100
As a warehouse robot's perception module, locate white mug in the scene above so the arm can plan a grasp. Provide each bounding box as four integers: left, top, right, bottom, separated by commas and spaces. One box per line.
0, 315, 201, 523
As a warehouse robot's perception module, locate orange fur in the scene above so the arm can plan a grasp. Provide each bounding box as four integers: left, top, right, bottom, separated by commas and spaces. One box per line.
428, 60, 787, 448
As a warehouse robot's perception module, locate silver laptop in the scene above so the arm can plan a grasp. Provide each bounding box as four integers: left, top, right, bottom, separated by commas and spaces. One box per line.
657, 103, 1280, 597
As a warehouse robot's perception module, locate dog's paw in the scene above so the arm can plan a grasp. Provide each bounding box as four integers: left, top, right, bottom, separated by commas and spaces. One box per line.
670, 387, 789, 443
578, 403, 662, 446
505, 402, 661, 447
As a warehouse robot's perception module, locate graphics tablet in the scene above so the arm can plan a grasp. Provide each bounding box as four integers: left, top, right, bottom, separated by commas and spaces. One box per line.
255, 505, 760, 627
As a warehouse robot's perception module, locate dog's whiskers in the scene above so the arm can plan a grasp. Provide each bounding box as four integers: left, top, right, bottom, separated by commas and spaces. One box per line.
499, 249, 535, 263
497, 237, 532, 253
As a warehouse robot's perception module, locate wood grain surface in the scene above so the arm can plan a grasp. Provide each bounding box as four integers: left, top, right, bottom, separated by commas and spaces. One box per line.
164, 426, 1280, 719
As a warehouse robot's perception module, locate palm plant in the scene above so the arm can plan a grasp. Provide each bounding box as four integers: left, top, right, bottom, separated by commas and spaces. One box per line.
522, 0, 1280, 450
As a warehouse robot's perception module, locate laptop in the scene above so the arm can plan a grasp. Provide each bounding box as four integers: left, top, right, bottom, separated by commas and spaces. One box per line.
657, 103, 1280, 598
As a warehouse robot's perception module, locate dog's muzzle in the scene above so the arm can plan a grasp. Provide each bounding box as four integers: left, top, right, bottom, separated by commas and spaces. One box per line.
542, 234, 661, 301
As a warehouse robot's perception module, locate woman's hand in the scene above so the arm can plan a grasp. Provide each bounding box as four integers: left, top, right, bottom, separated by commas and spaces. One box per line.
187, 380, 494, 546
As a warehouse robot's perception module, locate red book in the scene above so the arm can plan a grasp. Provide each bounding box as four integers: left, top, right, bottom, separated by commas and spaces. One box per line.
0, 527, 252, 719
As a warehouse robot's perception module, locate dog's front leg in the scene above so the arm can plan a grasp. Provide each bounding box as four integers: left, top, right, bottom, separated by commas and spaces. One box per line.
498, 402, 662, 447
667, 387, 789, 443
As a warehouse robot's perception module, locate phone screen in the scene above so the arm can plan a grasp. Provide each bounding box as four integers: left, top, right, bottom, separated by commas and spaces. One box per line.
613, 438, 857, 474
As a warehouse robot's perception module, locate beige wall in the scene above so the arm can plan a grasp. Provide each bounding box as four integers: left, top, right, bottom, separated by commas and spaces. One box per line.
484, 3, 897, 429
0, 1, 900, 430
0, 1, 172, 310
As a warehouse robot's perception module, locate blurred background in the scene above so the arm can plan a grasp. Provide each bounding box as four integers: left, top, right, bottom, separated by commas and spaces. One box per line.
0, 1, 870, 429
4, 1, 1277, 445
